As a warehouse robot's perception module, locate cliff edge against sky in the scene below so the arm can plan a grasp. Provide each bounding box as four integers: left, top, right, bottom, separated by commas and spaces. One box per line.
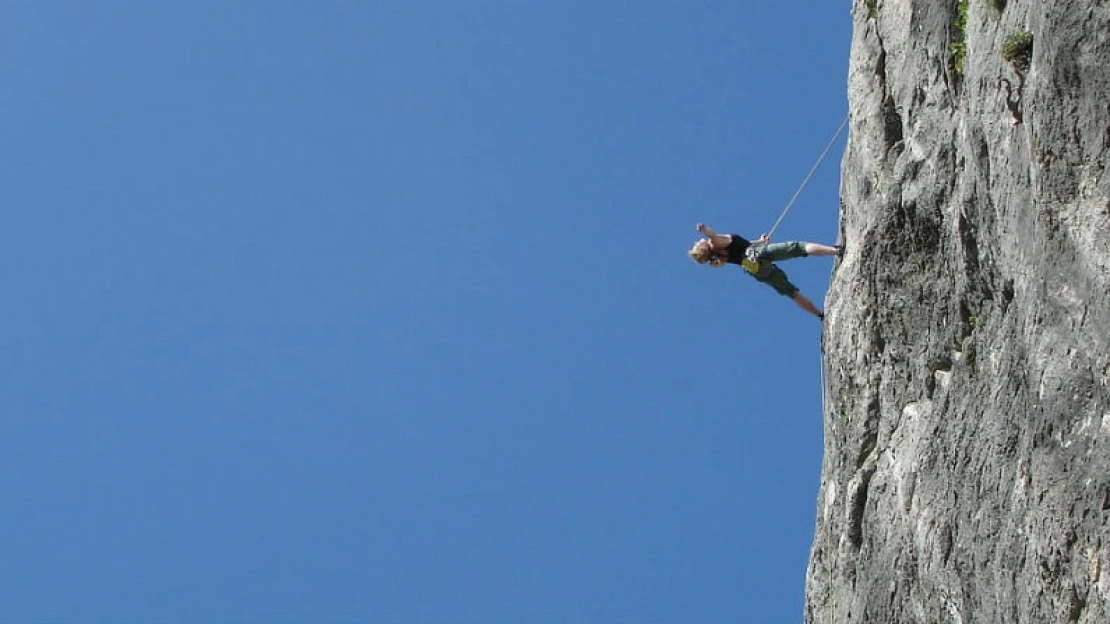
807, 1, 1110, 622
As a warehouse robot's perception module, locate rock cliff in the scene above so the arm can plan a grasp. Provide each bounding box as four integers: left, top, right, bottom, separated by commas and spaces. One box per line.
807, 1, 1110, 622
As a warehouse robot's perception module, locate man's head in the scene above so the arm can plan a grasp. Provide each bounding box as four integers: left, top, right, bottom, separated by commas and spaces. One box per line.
688, 239, 724, 267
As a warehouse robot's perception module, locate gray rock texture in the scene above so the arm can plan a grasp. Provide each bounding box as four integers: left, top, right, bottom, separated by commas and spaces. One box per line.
806, 1, 1110, 622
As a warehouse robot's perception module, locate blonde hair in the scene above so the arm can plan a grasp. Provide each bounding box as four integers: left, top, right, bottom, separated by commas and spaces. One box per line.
688, 239, 724, 267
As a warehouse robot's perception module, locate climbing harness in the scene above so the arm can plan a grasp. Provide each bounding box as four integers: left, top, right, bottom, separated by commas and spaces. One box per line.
741, 245, 763, 275
765, 115, 850, 239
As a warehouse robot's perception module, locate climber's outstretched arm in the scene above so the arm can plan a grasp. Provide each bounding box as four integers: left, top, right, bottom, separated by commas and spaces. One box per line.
696, 223, 732, 249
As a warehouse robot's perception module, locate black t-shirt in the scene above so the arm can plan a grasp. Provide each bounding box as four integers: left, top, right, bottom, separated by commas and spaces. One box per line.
723, 234, 752, 266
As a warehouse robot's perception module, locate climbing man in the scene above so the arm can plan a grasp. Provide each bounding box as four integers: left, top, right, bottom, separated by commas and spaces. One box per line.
687, 223, 842, 322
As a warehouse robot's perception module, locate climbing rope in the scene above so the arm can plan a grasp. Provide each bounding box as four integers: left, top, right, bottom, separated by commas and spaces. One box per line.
765, 115, 850, 239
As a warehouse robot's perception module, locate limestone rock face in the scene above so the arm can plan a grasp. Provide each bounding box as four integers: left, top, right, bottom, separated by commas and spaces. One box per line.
806, 1, 1110, 622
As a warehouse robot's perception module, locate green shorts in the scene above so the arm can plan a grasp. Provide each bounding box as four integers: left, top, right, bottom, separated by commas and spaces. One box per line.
750, 242, 806, 297
755, 241, 808, 262
754, 265, 799, 296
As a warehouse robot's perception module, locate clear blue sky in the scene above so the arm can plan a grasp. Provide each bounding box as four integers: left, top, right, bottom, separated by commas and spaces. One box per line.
1, 2, 849, 622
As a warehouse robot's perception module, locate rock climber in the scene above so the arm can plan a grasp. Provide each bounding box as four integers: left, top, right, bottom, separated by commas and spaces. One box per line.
687, 222, 842, 322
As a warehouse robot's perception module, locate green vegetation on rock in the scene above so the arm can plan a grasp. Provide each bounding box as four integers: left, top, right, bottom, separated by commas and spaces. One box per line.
950, 0, 970, 75
1002, 30, 1033, 73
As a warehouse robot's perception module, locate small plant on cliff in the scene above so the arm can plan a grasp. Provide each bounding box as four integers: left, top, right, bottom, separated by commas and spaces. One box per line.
989, 0, 1007, 15
950, 0, 970, 74
866, 0, 878, 19
1002, 30, 1034, 73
